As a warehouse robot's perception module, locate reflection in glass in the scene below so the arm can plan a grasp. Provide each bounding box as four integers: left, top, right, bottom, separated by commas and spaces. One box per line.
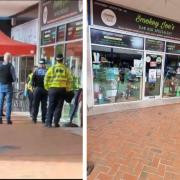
92, 45, 143, 105
163, 55, 180, 97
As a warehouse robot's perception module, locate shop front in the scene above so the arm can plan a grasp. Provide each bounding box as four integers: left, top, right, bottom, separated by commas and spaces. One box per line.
40, 0, 83, 125
87, 0, 180, 115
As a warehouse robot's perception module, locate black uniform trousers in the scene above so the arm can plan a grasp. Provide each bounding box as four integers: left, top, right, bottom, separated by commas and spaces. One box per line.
27, 90, 33, 116
46, 87, 66, 126
32, 87, 47, 123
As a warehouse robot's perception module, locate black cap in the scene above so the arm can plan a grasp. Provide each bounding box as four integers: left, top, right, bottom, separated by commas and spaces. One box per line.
39, 59, 46, 64
56, 54, 64, 61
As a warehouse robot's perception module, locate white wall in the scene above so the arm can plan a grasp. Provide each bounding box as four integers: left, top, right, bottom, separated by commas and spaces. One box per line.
11, 19, 38, 44
11, 19, 39, 61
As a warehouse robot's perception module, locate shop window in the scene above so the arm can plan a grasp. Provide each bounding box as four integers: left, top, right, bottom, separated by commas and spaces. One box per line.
65, 41, 82, 88
163, 55, 180, 97
57, 25, 65, 42
41, 28, 56, 46
55, 44, 64, 57
67, 21, 82, 41
41, 46, 55, 66
92, 45, 143, 105
63, 41, 82, 126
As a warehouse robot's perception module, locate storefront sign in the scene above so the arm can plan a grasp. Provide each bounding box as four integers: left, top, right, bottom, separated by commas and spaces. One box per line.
166, 42, 180, 54
41, 0, 82, 26
67, 20, 83, 40
145, 39, 165, 52
41, 27, 56, 45
93, 0, 180, 40
91, 29, 144, 50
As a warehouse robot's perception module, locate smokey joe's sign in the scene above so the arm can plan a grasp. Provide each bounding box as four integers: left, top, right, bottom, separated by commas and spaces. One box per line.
93, 0, 180, 41
41, 0, 82, 26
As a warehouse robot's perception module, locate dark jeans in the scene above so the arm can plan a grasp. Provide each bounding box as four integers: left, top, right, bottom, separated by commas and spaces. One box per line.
32, 87, 47, 122
46, 88, 66, 126
27, 90, 33, 116
0, 91, 13, 122
70, 88, 82, 123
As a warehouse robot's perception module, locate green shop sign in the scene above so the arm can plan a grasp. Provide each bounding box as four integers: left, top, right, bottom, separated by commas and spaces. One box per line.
93, 0, 180, 41
41, 0, 82, 26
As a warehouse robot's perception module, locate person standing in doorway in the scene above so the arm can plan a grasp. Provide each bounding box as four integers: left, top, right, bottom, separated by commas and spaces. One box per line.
32, 59, 47, 124
0, 52, 16, 124
44, 54, 73, 128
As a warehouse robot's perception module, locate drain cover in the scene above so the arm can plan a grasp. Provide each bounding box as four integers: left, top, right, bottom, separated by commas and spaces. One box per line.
87, 161, 94, 176
0, 145, 20, 153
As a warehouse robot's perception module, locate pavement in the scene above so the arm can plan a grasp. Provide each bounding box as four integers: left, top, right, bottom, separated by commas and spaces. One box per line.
88, 103, 180, 180
0, 113, 82, 179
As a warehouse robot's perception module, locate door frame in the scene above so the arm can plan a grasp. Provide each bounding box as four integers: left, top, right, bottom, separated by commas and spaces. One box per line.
142, 51, 165, 100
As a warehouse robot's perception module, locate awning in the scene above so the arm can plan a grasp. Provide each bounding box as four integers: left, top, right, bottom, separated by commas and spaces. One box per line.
0, 31, 36, 56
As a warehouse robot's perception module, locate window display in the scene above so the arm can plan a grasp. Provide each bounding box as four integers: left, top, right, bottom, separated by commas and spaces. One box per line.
92, 45, 143, 105
163, 55, 180, 97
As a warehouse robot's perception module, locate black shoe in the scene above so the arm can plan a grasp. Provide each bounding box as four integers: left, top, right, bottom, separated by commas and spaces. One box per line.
7, 121, 12, 125
0, 121, 3, 124
32, 119, 37, 124
55, 124, 60, 128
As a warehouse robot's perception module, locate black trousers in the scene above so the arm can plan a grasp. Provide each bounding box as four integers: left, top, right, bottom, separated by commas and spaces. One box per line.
27, 90, 33, 115
46, 88, 66, 126
32, 87, 47, 122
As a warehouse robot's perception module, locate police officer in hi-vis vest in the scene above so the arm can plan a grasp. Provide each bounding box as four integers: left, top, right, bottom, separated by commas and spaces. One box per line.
32, 59, 47, 124
25, 66, 38, 117
44, 54, 73, 128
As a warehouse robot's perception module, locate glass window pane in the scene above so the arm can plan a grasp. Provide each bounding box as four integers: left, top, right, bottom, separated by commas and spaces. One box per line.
41, 28, 56, 45
41, 46, 55, 66
67, 21, 83, 41
92, 45, 143, 105
56, 44, 64, 57
163, 55, 180, 97
57, 25, 65, 42
65, 41, 82, 89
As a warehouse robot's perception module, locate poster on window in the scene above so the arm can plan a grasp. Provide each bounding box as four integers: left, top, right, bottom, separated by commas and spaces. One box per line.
134, 59, 143, 76
149, 69, 157, 83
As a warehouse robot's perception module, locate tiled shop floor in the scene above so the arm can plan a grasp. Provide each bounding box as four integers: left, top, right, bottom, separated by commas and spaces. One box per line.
0, 113, 82, 179
88, 103, 180, 180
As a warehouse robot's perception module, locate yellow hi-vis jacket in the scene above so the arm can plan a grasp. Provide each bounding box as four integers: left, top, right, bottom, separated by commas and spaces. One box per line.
44, 63, 73, 91
25, 73, 33, 92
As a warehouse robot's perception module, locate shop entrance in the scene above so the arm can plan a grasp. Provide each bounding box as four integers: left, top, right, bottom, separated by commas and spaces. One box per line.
143, 52, 164, 99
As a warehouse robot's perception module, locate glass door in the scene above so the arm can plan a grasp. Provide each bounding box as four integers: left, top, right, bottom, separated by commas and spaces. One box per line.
143, 52, 164, 99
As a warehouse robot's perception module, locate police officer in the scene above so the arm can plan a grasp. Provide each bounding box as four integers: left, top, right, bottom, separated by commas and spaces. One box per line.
44, 54, 72, 128
32, 59, 47, 123
25, 66, 37, 117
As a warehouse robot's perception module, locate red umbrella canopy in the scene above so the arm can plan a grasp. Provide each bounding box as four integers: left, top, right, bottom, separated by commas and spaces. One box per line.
0, 31, 36, 56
